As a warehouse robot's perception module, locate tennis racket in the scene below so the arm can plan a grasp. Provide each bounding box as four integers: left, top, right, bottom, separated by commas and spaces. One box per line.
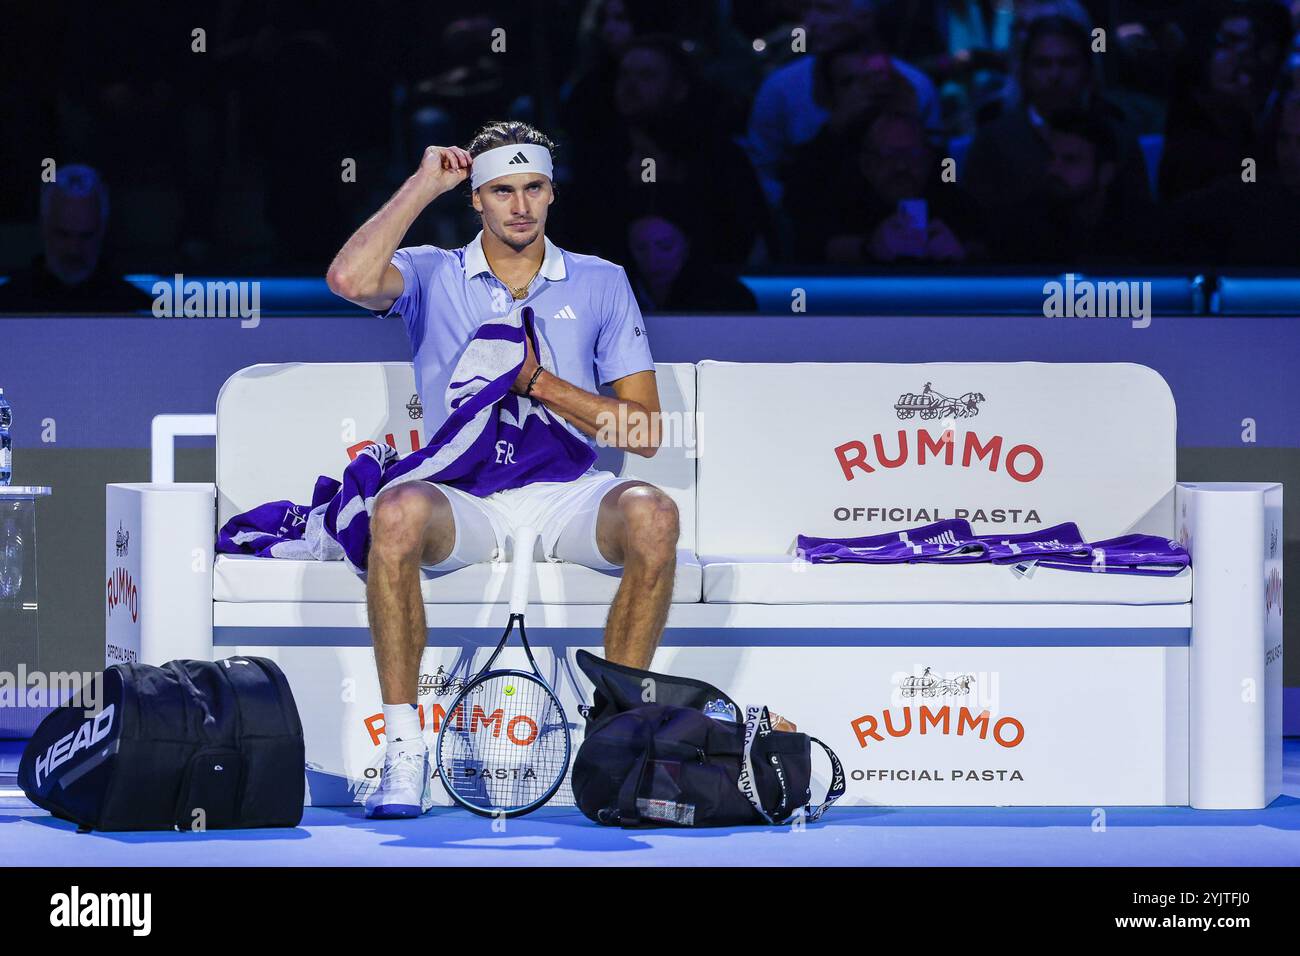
435, 526, 572, 816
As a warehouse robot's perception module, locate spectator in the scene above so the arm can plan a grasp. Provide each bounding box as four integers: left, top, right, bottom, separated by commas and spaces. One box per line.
879, 0, 1089, 70
564, 34, 768, 268
1247, 1, 1296, 116
560, 0, 641, 148
625, 212, 758, 311
964, 14, 1150, 212
0, 165, 153, 313
1099, 17, 1178, 137
1159, 91, 1300, 266
787, 109, 984, 263
773, 37, 925, 257
1159, 3, 1291, 202
991, 107, 1153, 263
744, 0, 942, 209
561, 0, 757, 144
813, 38, 924, 130
875, 0, 1019, 134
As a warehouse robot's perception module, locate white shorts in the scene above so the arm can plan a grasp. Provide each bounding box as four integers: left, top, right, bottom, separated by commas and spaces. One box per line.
420, 468, 641, 572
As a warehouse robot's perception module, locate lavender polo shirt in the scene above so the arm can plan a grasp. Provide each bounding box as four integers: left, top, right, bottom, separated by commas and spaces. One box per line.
378, 230, 655, 448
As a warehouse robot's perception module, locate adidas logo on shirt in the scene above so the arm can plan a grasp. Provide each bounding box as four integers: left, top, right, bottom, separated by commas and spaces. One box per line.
507, 151, 529, 164
553, 305, 577, 320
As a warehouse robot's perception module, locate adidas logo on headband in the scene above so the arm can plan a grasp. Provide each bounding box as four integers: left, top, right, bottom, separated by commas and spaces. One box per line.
471, 143, 555, 190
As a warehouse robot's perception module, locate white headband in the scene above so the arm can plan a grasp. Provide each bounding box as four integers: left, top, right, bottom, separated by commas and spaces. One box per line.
470, 143, 554, 190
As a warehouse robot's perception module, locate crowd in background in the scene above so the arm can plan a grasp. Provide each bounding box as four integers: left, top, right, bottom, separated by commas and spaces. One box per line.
4, 0, 1300, 313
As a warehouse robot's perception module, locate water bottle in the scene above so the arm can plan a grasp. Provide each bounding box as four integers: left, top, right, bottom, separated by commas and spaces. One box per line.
0, 388, 16, 598
0, 509, 18, 599
0, 388, 11, 486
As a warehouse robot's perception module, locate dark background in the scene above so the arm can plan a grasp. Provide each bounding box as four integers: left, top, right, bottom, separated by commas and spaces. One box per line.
4, 0, 1300, 292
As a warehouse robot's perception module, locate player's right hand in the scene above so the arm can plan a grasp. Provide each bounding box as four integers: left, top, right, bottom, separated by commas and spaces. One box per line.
418, 145, 472, 194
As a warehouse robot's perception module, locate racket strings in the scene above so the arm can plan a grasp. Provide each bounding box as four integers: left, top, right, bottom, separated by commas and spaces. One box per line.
438, 673, 569, 813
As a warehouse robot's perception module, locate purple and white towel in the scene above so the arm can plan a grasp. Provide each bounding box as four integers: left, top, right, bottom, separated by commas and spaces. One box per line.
797, 521, 1188, 575
797, 519, 986, 564
216, 306, 596, 573
1028, 534, 1191, 575
973, 522, 1091, 564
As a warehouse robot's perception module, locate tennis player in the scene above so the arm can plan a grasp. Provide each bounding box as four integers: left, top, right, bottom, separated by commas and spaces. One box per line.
326, 120, 679, 817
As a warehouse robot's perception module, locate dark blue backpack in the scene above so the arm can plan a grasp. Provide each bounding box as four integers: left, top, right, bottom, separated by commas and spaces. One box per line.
571, 650, 843, 827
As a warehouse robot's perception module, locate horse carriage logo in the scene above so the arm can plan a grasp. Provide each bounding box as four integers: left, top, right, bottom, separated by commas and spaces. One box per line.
418, 666, 483, 698
899, 666, 976, 698
115, 521, 130, 557
894, 383, 985, 421
406, 393, 423, 420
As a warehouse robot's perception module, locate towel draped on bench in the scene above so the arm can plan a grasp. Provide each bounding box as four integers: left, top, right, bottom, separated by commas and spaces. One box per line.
215, 306, 596, 573
797, 519, 1190, 575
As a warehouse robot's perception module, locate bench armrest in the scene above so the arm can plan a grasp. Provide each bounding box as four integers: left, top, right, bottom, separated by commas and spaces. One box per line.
1178, 481, 1283, 808
106, 482, 215, 666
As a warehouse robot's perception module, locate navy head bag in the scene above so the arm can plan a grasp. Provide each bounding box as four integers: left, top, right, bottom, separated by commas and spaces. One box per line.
19, 656, 304, 832
570, 650, 844, 828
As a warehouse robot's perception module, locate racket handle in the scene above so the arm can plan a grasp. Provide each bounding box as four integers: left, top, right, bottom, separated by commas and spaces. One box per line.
509, 525, 537, 615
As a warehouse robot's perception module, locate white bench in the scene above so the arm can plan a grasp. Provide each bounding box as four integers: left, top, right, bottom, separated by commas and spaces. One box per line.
105, 361, 1283, 810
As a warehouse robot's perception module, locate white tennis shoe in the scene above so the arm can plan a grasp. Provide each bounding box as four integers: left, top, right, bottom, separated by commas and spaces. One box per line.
364, 744, 433, 819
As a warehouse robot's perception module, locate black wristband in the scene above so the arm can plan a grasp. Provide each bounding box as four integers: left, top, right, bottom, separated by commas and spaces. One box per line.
524, 366, 545, 396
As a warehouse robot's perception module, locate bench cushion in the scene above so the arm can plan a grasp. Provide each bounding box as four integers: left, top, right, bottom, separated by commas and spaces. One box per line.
700, 556, 1190, 605
215, 549, 703, 604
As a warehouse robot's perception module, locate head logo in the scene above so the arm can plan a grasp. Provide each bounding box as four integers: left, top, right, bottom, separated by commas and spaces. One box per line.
34, 705, 116, 788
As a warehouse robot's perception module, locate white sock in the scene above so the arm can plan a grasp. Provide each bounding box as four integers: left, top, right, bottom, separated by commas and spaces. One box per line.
383, 703, 424, 750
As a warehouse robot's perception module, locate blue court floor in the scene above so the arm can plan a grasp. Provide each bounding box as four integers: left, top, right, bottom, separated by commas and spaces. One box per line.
2, 740, 1298, 867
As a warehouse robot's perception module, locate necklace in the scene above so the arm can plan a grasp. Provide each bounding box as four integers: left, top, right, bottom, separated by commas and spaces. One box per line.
494, 261, 542, 300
